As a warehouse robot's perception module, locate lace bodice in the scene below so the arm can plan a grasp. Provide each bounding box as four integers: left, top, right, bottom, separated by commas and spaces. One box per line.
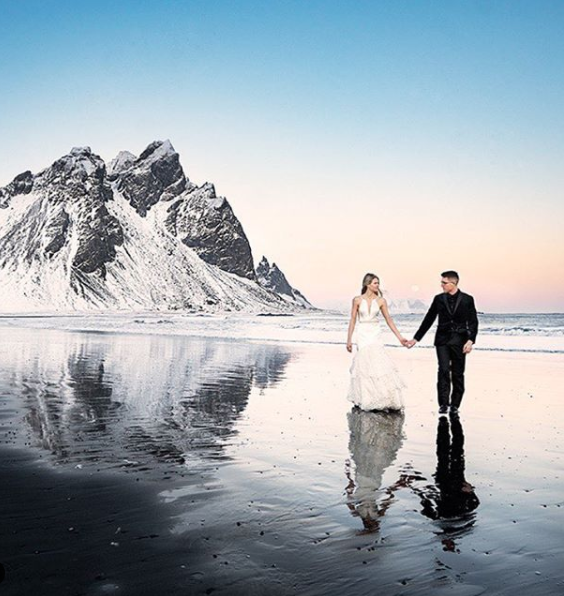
358, 297, 381, 323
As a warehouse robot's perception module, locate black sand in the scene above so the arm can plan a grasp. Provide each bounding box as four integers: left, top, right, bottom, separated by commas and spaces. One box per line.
0, 328, 563, 595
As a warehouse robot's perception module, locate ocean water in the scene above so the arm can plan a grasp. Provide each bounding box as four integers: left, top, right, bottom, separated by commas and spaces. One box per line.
0, 312, 562, 353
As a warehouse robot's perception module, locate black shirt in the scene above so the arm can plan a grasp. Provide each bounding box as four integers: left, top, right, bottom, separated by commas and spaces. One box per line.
446, 291, 459, 312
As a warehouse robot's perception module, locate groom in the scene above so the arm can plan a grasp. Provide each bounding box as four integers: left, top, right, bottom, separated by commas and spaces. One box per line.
407, 271, 478, 415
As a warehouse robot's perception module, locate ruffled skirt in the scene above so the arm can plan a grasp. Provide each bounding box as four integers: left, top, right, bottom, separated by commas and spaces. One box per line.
347, 324, 405, 411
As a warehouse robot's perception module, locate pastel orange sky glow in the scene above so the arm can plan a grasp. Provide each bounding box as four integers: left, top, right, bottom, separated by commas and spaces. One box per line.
1, 1, 562, 312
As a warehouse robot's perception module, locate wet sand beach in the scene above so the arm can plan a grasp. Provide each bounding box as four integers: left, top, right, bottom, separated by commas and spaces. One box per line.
0, 327, 563, 595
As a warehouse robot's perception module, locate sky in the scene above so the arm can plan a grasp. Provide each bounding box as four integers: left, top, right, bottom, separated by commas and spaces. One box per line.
1, 0, 563, 312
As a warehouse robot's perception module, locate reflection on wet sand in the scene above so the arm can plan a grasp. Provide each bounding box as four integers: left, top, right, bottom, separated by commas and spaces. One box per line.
1, 330, 561, 595
345, 408, 405, 533
408, 414, 480, 552
345, 406, 480, 548
3, 332, 293, 473
24, 355, 118, 460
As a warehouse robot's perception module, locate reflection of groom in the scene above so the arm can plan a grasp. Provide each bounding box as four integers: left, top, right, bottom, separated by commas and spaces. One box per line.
408, 415, 479, 555
407, 271, 478, 415
418, 415, 480, 520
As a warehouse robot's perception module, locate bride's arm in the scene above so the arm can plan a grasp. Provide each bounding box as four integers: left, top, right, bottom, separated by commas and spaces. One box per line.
379, 299, 407, 345
346, 298, 360, 352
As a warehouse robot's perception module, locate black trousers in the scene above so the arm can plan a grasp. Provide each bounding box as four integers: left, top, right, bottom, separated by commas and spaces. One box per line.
435, 344, 466, 408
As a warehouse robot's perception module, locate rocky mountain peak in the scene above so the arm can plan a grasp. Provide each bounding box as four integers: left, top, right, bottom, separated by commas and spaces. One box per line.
138, 139, 176, 161
0, 170, 34, 208
48, 146, 103, 174
0, 144, 122, 281
107, 151, 137, 177
257, 257, 293, 296
31, 146, 110, 205
70, 145, 91, 154
112, 139, 188, 216
256, 257, 311, 307
196, 182, 226, 208
256, 256, 271, 277
0, 140, 313, 312
199, 181, 215, 194
164, 181, 255, 280
52, 147, 104, 178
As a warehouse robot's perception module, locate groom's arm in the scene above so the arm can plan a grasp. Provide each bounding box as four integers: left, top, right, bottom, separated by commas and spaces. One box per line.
413, 297, 439, 342
467, 295, 478, 344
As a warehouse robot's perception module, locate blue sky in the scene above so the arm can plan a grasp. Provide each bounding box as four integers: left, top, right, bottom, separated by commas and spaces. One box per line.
1, 1, 563, 310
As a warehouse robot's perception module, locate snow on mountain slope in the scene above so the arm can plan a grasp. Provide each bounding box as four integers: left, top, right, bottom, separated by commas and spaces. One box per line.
0, 142, 311, 313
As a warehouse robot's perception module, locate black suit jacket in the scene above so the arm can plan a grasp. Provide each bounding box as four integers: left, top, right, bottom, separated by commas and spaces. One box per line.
414, 291, 478, 346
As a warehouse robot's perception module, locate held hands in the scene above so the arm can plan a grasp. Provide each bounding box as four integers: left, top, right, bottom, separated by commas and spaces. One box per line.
400, 338, 472, 351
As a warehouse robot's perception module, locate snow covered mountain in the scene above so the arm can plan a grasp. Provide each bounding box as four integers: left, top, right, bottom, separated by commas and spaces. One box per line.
0, 141, 312, 313
386, 298, 429, 314
256, 257, 312, 307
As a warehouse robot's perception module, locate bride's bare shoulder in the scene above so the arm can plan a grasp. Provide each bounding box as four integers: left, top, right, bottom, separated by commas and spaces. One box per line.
352, 295, 363, 305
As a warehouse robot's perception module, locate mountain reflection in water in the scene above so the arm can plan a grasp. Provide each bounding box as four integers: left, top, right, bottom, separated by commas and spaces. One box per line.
1, 330, 293, 473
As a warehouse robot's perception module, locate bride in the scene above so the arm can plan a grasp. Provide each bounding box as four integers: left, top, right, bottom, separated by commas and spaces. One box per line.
346, 273, 407, 411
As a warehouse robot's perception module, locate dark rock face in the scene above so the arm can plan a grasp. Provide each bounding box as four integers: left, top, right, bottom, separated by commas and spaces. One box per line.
288, 287, 310, 306
107, 151, 137, 177
1, 140, 259, 285
0, 170, 34, 208
0, 147, 123, 278
35, 147, 113, 204
165, 183, 256, 280
43, 207, 70, 257
0, 140, 310, 310
112, 140, 187, 216
256, 256, 311, 306
256, 257, 293, 295
108, 140, 256, 280
40, 148, 123, 277
72, 206, 123, 277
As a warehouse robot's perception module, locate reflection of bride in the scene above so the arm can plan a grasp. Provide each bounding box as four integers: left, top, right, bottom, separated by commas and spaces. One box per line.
345, 408, 405, 532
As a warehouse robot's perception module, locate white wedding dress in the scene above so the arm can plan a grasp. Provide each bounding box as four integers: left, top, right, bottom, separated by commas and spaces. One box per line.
347, 298, 405, 411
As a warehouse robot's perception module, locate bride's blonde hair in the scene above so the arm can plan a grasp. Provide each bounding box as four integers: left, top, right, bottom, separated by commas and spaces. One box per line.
361, 273, 382, 297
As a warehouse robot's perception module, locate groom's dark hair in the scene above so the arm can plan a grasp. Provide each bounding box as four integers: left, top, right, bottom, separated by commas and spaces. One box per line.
441, 270, 459, 283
